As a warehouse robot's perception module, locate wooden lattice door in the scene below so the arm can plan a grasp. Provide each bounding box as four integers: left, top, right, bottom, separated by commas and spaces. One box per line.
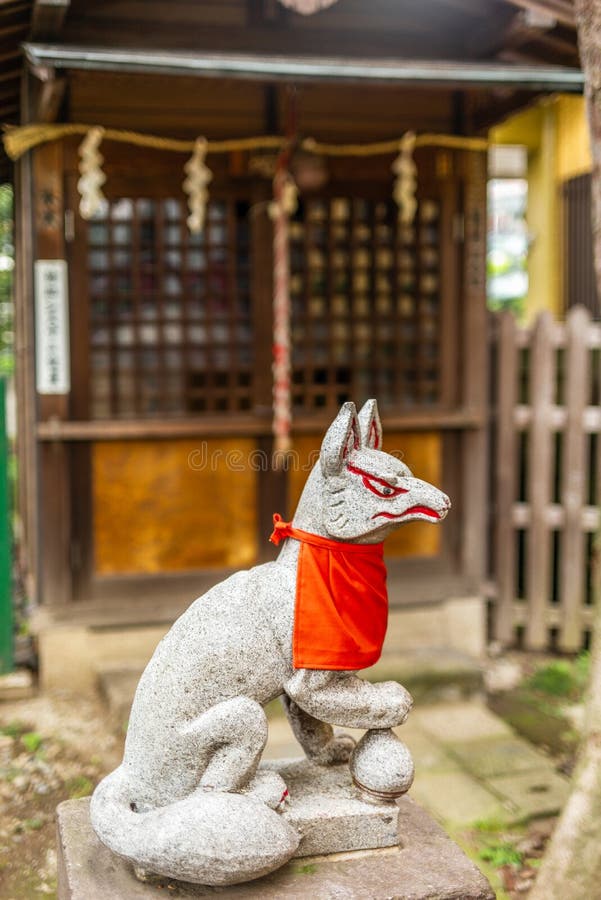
288, 188, 453, 415
86, 195, 254, 418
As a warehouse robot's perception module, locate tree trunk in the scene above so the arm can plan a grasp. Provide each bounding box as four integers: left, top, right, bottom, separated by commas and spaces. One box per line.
530, 4, 601, 897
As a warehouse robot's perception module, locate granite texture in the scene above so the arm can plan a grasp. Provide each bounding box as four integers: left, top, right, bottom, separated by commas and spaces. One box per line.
350, 729, 415, 801
59, 796, 494, 900
90, 400, 451, 885
264, 757, 400, 856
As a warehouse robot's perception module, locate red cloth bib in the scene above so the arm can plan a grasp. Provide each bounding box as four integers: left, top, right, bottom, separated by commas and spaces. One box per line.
270, 514, 388, 671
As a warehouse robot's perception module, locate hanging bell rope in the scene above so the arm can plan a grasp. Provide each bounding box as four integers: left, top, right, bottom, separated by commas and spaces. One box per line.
77, 127, 107, 220
269, 161, 298, 465
183, 137, 212, 234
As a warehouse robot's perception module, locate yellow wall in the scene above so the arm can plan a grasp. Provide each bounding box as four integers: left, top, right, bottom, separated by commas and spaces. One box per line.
556, 95, 592, 181
490, 94, 591, 322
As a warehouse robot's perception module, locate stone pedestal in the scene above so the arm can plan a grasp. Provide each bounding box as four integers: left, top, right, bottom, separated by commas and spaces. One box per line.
264, 757, 400, 856
57, 767, 494, 900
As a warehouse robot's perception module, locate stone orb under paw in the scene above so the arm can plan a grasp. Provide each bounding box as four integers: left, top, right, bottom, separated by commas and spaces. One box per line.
350, 728, 414, 802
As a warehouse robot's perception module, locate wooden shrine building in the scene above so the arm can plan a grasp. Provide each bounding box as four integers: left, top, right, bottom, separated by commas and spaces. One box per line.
2, 0, 582, 686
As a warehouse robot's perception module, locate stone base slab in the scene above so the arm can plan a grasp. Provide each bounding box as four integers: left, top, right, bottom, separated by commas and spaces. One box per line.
57, 792, 494, 899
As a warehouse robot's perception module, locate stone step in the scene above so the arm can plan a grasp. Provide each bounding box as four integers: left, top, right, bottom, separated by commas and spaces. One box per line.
97, 648, 483, 729
365, 647, 483, 704
0, 667, 35, 701
97, 663, 146, 730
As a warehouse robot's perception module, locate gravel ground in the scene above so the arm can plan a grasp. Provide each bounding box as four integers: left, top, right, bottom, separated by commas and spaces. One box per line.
0, 690, 122, 900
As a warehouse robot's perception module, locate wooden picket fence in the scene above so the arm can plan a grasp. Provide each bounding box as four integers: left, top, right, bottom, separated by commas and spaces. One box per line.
490, 305, 601, 652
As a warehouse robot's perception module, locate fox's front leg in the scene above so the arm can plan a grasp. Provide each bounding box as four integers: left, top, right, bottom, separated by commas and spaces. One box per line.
283, 670, 413, 731
281, 695, 356, 765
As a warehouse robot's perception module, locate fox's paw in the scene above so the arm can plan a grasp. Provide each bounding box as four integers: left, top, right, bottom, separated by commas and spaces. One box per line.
311, 731, 356, 766
242, 770, 290, 810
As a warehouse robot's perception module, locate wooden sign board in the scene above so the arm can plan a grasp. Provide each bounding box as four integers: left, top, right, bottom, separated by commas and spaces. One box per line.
35, 259, 70, 395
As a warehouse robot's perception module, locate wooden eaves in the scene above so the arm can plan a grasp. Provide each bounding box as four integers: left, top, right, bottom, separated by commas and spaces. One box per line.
22, 43, 585, 92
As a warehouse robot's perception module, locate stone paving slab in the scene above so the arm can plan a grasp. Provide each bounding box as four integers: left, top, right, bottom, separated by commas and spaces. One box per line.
57, 797, 494, 899
447, 736, 548, 780
396, 728, 462, 773
487, 769, 571, 822
412, 702, 514, 744
409, 770, 508, 826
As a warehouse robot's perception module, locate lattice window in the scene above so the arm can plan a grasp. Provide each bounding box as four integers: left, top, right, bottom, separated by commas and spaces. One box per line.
289, 195, 442, 412
87, 196, 252, 418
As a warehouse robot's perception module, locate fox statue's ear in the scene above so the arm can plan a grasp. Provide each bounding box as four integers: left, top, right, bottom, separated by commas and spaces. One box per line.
358, 399, 383, 450
320, 402, 361, 477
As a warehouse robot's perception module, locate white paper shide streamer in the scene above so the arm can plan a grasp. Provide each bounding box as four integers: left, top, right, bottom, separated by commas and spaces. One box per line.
277, 0, 338, 13
78, 127, 107, 220
183, 137, 213, 234
392, 131, 418, 225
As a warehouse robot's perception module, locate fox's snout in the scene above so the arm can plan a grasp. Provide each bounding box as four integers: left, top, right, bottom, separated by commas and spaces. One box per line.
437, 491, 452, 519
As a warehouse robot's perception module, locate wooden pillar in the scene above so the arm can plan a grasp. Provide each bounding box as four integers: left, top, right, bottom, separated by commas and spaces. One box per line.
34, 140, 73, 605
460, 150, 489, 587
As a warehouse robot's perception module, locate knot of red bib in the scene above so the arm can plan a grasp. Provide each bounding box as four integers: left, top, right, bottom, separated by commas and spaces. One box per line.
269, 513, 294, 545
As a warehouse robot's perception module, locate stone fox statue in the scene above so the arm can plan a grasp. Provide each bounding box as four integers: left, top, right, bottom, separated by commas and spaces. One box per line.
91, 400, 450, 886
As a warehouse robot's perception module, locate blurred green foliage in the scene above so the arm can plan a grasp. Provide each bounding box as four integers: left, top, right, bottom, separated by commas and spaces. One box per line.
478, 843, 523, 867
526, 652, 591, 700
0, 183, 13, 378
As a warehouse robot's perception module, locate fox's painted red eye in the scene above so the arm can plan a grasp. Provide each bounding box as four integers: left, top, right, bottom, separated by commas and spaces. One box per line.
363, 476, 407, 498
347, 464, 409, 499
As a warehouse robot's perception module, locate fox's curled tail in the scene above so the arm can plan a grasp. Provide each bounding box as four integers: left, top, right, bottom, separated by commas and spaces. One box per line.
90, 767, 300, 886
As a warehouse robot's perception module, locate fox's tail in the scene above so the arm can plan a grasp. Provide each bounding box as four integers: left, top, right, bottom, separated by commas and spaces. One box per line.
90, 766, 300, 886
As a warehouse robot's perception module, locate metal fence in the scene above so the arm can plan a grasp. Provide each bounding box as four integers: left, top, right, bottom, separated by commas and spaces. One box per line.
490, 305, 600, 652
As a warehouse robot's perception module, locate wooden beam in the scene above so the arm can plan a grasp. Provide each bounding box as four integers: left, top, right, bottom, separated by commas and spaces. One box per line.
31, 66, 66, 122
499, 11, 579, 65
35, 410, 487, 442
502, 0, 575, 29
30, 0, 70, 41
470, 88, 540, 131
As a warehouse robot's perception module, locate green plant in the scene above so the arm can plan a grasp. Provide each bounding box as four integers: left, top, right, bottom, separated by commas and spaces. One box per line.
527, 660, 577, 698
21, 731, 43, 753
294, 863, 317, 875
473, 817, 507, 834
574, 651, 591, 691
65, 775, 94, 799
478, 843, 523, 867
20, 817, 44, 832
1, 720, 27, 739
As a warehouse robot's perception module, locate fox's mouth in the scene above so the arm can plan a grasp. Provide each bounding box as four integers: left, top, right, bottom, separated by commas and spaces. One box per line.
372, 506, 442, 522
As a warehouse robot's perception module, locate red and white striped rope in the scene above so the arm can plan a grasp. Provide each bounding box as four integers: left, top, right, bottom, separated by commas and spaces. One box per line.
271, 167, 294, 461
